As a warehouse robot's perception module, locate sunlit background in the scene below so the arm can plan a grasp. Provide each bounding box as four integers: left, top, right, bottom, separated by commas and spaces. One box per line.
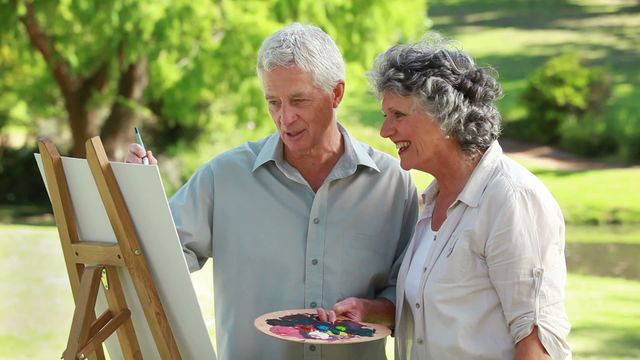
1, 0, 639, 359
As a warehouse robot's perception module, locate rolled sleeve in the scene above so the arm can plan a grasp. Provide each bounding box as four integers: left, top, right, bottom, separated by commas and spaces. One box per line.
486, 186, 571, 359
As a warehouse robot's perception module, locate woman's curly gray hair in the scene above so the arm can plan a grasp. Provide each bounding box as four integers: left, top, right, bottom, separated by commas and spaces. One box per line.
369, 33, 503, 158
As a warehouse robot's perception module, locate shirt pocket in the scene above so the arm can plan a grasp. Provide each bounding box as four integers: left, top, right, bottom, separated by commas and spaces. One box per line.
338, 232, 393, 297
431, 232, 484, 284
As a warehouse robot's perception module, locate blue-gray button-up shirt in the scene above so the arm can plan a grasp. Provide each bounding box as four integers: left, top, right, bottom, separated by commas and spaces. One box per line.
170, 125, 418, 360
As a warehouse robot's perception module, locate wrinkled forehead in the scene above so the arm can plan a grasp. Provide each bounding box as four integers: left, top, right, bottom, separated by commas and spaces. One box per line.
262, 66, 322, 98
382, 91, 423, 112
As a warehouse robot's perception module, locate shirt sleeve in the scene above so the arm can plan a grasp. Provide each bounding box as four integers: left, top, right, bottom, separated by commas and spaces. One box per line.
378, 172, 420, 304
485, 185, 571, 359
169, 163, 215, 272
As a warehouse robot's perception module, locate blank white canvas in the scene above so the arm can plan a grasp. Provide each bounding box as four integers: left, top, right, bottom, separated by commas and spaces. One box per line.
35, 154, 216, 359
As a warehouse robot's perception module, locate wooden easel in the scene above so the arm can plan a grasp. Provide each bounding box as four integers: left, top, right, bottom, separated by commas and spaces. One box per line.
38, 137, 181, 360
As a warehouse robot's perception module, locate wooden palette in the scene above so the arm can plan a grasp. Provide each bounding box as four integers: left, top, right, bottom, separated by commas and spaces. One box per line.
254, 309, 391, 344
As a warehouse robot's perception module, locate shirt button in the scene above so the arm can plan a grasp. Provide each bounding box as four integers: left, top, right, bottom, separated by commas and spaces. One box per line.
534, 269, 543, 277
311, 259, 318, 265
415, 303, 420, 309
313, 218, 320, 224
310, 301, 317, 308
423, 267, 427, 272
309, 345, 316, 351
417, 338, 424, 344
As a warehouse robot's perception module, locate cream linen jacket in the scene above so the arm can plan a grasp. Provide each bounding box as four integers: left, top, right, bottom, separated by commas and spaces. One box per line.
395, 141, 571, 360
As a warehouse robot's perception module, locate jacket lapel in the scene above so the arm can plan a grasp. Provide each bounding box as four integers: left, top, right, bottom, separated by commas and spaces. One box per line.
421, 202, 468, 280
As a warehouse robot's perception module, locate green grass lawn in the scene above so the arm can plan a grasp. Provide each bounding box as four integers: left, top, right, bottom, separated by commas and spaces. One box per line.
532, 166, 640, 225
567, 274, 640, 359
566, 225, 640, 245
0, 224, 217, 360
1, 224, 639, 359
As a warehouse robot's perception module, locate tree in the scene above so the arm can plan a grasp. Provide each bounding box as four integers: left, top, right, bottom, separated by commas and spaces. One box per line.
1, 0, 427, 159
2, 0, 226, 158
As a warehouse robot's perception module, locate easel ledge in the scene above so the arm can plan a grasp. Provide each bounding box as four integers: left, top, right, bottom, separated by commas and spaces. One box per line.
38, 137, 181, 360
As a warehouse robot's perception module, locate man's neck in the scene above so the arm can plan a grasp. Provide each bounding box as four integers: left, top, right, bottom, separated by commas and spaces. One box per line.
285, 127, 345, 192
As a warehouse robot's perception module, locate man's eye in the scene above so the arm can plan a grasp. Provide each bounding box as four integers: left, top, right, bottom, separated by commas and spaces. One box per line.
394, 111, 405, 118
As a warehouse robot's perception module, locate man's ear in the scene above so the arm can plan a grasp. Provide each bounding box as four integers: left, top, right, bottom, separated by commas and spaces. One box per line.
332, 80, 345, 108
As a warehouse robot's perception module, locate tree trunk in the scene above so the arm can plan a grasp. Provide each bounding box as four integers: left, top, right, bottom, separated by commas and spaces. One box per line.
19, 2, 148, 160
19, 1, 105, 158
100, 58, 149, 161
66, 96, 92, 158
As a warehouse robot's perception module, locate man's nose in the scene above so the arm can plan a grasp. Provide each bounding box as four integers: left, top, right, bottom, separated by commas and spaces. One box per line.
280, 103, 296, 125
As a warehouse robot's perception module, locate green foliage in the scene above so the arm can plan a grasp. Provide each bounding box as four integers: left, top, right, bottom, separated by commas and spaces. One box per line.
608, 88, 640, 162
1, 0, 427, 199
557, 115, 617, 158
0, 0, 426, 155
272, 0, 427, 65
520, 53, 612, 146
0, 5, 62, 135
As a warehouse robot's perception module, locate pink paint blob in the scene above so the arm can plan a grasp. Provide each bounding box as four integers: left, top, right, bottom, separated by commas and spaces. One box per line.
270, 325, 305, 339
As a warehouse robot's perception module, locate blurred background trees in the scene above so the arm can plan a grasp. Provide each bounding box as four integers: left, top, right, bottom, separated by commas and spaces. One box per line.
1, 0, 638, 207
520, 53, 614, 154
0, 0, 426, 158
0, 0, 426, 203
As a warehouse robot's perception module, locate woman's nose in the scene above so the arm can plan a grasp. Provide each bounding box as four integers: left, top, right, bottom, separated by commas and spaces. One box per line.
380, 117, 394, 138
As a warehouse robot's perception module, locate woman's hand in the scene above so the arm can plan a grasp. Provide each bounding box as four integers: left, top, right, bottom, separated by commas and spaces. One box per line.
515, 326, 551, 360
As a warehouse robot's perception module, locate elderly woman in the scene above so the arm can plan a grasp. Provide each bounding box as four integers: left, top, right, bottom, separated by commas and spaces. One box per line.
369, 35, 572, 359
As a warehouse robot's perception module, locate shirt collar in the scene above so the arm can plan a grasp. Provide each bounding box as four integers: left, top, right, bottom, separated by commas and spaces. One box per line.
252, 132, 283, 172
337, 123, 380, 173
252, 123, 380, 174
457, 141, 502, 207
421, 140, 502, 210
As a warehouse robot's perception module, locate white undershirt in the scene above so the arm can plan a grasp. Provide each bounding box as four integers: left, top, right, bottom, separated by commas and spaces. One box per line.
405, 224, 437, 317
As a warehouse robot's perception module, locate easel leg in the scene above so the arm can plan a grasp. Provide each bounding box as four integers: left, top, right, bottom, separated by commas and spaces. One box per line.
101, 266, 142, 359
64, 266, 106, 360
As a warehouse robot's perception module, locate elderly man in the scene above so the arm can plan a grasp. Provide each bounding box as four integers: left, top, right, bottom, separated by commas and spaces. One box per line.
128, 23, 418, 360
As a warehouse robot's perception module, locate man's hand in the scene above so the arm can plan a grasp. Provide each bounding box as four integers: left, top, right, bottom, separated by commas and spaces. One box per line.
126, 143, 158, 165
316, 297, 395, 328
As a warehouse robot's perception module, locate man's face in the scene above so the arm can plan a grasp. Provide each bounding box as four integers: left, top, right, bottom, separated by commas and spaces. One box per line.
262, 66, 343, 157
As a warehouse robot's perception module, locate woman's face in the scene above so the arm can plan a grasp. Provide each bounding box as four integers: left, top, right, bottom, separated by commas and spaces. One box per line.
380, 91, 447, 172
